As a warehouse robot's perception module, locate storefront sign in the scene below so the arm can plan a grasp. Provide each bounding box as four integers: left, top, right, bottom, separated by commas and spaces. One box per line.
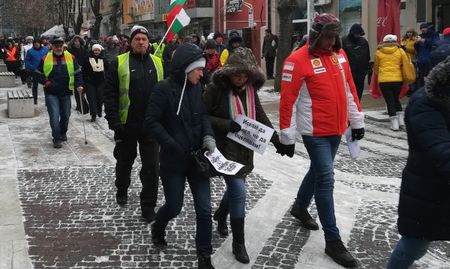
226, 115, 274, 155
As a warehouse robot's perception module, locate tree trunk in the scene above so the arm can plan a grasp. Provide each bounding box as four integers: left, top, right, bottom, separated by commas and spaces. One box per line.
89, 0, 102, 39
274, 0, 304, 92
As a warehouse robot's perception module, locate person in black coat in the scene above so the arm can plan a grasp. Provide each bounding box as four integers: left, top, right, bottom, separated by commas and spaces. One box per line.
144, 43, 216, 269
83, 44, 108, 122
387, 56, 450, 269
342, 24, 370, 101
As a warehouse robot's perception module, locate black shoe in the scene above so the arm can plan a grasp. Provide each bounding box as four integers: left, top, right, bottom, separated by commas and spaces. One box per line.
53, 140, 62, 149
116, 191, 128, 205
198, 256, 215, 269
232, 242, 250, 264
290, 203, 319, 230
91, 115, 96, 122
325, 240, 357, 268
141, 206, 156, 223
34, 100, 37, 105
213, 209, 228, 237
97, 112, 102, 118
151, 222, 167, 247
230, 218, 250, 264
60, 135, 67, 142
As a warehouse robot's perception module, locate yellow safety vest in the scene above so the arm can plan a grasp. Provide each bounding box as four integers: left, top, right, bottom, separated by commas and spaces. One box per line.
117, 52, 164, 125
152, 42, 165, 59
43, 51, 75, 91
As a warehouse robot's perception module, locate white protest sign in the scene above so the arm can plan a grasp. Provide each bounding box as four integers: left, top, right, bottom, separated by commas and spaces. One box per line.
226, 114, 274, 154
204, 149, 244, 175
345, 127, 360, 160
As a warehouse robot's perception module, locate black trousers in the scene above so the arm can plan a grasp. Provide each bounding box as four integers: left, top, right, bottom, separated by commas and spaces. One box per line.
86, 82, 105, 117
379, 82, 403, 117
352, 72, 367, 101
113, 132, 160, 208
265, 56, 275, 79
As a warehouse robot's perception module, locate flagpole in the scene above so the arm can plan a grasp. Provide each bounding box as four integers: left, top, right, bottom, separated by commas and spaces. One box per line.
154, 15, 177, 56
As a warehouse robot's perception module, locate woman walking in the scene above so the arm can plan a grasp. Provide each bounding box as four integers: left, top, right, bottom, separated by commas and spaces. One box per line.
83, 44, 107, 122
203, 47, 284, 264
374, 34, 408, 131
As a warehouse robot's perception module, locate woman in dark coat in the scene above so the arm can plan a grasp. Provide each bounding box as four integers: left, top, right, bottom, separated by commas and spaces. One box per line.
387, 56, 450, 269
83, 44, 107, 122
203, 47, 284, 264
144, 43, 216, 269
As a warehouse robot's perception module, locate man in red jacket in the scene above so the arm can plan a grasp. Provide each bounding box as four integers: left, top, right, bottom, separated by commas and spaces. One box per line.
278, 14, 365, 268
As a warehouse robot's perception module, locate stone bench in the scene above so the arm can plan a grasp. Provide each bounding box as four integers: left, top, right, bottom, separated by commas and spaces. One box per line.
0, 72, 16, 88
7, 89, 34, 118
0, 64, 7, 72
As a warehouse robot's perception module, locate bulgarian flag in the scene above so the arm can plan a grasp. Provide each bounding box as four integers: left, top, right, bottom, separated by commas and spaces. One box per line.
166, 1, 191, 41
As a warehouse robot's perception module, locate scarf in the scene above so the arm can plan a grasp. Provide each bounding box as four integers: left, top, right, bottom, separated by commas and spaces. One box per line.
228, 84, 256, 120
89, 57, 104, 72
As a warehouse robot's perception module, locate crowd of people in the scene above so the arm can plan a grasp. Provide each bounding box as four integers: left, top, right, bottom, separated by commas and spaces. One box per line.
6, 11, 449, 269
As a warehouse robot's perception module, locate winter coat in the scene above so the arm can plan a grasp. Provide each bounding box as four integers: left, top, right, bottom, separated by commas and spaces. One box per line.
24, 46, 49, 71
82, 51, 108, 86
144, 43, 214, 172
415, 31, 440, 64
279, 46, 364, 141
398, 87, 450, 241
342, 34, 370, 77
262, 34, 278, 58
400, 37, 418, 60
374, 43, 405, 83
202, 52, 221, 85
103, 46, 121, 67
430, 36, 450, 68
204, 48, 278, 176
103, 50, 159, 132
36, 51, 83, 96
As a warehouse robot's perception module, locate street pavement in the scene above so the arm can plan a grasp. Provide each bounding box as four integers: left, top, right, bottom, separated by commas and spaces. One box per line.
0, 80, 449, 269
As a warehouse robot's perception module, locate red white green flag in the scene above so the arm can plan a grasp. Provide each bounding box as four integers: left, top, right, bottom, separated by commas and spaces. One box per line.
166, 4, 191, 41
170, 0, 186, 10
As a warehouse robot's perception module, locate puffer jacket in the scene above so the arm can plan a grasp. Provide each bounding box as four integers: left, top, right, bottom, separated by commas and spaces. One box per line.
400, 37, 417, 60
203, 47, 279, 176
144, 43, 214, 172
398, 87, 450, 240
374, 43, 404, 83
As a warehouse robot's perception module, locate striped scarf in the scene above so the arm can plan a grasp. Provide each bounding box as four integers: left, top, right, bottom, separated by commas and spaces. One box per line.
228, 84, 256, 120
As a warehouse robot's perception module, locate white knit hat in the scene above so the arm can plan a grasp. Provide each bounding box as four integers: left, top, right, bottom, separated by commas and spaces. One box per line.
92, 44, 104, 51
383, 34, 398, 43
185, 57, 206, 73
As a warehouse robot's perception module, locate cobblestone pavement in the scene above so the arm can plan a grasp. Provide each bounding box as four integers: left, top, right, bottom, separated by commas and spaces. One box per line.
2, 84, 449, 269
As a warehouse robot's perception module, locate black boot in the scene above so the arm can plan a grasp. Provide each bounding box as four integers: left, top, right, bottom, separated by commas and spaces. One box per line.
141, 206, 156, 223
198, 256, 215, 269
91, 115, 96, 122
290, 202, 319, 230
230, 218, 249, 264
116, 190, 128, 205
325, 240, 357, 268
213, 199, 229, 237
151, 222, 167, 247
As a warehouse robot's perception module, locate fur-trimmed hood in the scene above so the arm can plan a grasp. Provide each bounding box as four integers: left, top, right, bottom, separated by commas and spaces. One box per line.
425, 55, 450, 112
211, 47, 265, 91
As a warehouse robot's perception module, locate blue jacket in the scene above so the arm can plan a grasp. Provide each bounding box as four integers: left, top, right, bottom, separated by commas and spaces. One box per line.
36, 51, 83, 96
430, 36, 450, 67
415, 31, 440, 64
24, 46, 48, 71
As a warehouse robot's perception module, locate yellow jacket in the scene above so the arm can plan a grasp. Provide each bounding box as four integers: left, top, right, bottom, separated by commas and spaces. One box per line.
219, 48, 229, 65
400, 37, 417, 60
374, 44, 405, 83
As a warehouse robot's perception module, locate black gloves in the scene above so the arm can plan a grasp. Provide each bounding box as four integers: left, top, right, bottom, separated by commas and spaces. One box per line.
351, 128, 365, 141
275, 143, 295, 158
229, 121, 242, 133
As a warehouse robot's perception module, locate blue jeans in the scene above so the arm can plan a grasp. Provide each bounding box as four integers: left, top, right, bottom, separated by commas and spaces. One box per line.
155, 168, 212, 257
295, 135, 341, 241
387, 236, 430, 269
221, 176, 246, 219
45, 94, 71, 142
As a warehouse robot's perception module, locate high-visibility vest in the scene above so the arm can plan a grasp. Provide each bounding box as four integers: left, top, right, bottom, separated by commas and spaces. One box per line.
117, 52, 164, 125
152, 42, 165, 59
4, 47, 17, 61
43, 51, 75, 91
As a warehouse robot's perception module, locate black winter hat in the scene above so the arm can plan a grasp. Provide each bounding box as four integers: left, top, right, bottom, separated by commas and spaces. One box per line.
228, 30, 242, 44
349, 23, 365, 36
205, 39, 217, 50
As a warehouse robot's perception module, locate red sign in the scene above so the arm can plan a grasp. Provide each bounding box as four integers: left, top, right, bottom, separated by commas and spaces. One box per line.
377, 0, 401, 43
185, 0, 195, 9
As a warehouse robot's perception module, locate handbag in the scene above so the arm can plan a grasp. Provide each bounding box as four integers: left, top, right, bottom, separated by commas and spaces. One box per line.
401, 52, 416, 85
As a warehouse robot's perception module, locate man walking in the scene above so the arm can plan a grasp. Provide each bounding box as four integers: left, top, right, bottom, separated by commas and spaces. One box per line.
36, 37, 83, 148
262, 28, 278, 79
278, 14, 365, 268
25, 38, 49, 104
103, 25, 164, 223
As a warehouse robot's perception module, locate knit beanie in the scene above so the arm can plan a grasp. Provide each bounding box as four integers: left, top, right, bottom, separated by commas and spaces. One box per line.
185, 57, 206, 73
383, 34, 398, 43
130, 25, 149, 41
349, 24, 365, 36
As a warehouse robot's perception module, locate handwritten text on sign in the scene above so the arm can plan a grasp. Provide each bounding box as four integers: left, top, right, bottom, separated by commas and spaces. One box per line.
204, 149, 244, 175
226, 115, 274, 154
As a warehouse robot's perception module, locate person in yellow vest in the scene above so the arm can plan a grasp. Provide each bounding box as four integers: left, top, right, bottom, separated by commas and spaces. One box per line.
103, 25, 164, 223
152, 36, 165, 60
36, 36, 83, 149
